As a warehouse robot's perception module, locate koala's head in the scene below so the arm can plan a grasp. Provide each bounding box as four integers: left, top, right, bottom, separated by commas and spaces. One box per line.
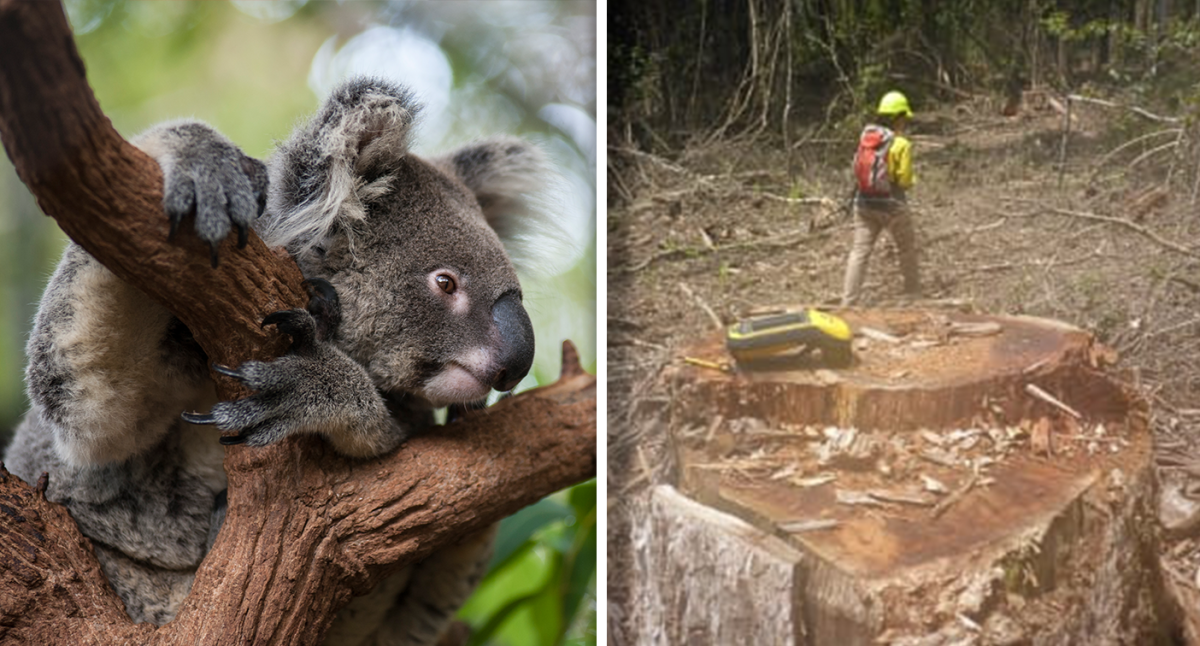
260, 78, 554, 408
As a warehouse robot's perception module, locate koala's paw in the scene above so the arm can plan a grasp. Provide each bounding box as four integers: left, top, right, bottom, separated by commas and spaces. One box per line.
181, 357, 307, 447
182, 309, 380, 450
159, 124, 268, 268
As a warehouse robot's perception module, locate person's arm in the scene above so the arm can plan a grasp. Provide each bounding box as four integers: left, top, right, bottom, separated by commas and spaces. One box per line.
890, 136, 915, 190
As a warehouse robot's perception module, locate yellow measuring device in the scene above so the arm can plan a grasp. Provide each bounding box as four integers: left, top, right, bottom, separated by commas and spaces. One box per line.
725, 308, 853, 368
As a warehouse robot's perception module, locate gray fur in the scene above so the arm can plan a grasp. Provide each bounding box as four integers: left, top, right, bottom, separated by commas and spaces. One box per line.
432, 137, 562, 275
138, 120, 268, 262
4, 77, 553, 644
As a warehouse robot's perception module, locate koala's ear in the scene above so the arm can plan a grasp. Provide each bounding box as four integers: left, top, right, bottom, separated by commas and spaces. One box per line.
436, 137, 572, 274
437, 137, 542, 234
260, 78, 420, 252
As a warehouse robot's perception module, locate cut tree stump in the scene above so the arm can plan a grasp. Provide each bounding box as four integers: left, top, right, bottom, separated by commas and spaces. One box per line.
642, 308, 1173, 645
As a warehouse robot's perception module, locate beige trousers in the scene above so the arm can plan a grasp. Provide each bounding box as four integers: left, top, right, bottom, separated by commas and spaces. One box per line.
841, 201, 919, 306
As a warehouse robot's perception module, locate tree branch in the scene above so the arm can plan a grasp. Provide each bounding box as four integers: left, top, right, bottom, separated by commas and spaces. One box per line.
0, 2, 596, 644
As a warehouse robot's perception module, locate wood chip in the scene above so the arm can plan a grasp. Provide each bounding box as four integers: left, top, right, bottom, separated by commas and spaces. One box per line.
703, 415, 724, 443
868, 488, 937, 507
1022, 356, 1052, 375
792, 473, 837, 488
770, 465, 798, 480
921, 474, 949, 494
957, 613, 983, 632
836, 489, 884, 507
920, 430, 946, 446
931, 472, 979, 519
858, 326, 903, 344
920, 448, 958, 467
947, 321, 1003, 337
779, 518, 841, 533
1024, 383, 1083, 419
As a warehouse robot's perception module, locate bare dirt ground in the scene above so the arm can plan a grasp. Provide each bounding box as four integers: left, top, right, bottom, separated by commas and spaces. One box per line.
607, 92, 1200, 643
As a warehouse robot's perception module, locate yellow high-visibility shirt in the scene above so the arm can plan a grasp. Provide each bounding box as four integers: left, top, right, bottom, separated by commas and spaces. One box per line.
888, 135, 914, 190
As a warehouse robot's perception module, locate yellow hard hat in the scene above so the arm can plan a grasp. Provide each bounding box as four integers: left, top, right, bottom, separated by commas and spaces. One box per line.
877, 91, 912, 117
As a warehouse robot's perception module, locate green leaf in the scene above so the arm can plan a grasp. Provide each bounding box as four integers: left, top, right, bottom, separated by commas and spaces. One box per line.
462, 543, 557, 644
558, 510, 596, 644
467, 546, 564, 646
465, 590, 543, 646
488, 497, 573, 572
524, 575, 565, 645
567, 479, 596, 518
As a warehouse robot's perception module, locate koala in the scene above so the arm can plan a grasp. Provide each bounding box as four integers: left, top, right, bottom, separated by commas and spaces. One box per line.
3, 77, 556, 645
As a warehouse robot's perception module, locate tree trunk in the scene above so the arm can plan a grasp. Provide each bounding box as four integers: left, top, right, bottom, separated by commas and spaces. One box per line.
0, 2, 596, 644
634, 308, 1173, 644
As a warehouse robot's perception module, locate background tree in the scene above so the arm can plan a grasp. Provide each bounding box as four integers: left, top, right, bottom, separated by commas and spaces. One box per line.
608, 0, 1200, 152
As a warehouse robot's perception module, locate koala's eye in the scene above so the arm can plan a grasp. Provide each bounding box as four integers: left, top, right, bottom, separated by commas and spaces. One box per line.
436, 274, 457, 294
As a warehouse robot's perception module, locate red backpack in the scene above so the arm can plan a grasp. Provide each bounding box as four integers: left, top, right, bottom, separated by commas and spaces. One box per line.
853, 125, 894, 196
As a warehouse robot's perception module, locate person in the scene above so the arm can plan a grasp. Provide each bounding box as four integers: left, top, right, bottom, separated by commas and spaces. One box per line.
841, 90, 919, 306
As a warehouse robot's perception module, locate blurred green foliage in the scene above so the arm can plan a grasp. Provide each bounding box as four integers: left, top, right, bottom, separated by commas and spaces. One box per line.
463, 479, 597, 646
0, 2, 595, 644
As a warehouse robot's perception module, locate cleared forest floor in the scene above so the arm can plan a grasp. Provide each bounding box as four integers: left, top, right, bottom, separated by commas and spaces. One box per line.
607, 92, 1200, 643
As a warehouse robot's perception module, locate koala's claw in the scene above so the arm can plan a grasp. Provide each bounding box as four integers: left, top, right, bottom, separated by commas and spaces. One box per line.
153, 123, 268, 267
210, 364, 243, 380
181, 411, 216, 425
262, 309, 317, 354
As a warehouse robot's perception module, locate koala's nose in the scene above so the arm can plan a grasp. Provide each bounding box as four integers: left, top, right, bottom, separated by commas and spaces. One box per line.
491, 292, 535, 392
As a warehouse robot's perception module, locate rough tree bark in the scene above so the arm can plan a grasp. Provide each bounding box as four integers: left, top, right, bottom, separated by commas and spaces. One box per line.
0, 2, 597, 645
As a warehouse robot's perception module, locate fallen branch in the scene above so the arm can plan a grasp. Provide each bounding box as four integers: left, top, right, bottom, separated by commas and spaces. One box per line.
963, 251, 1101, 276
680, 282, 724, 330
606, 145, 693, 177
925, 217, 1009, 247
1091, 128, 1182, 182
1004, 198, 1200, 259
1067, 93, 1182, 124
620, 227, 839, 273
758, 194, 836, 206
